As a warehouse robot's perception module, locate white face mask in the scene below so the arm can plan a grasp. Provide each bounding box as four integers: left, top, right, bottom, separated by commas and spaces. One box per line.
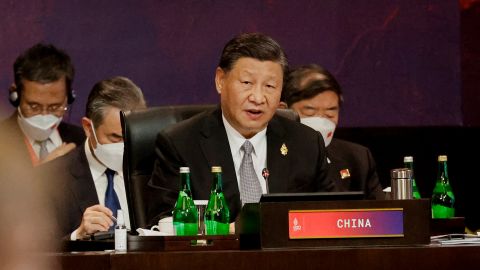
300, 117, 336, 147
17, 108, 62, 141
89, 121, 124, 172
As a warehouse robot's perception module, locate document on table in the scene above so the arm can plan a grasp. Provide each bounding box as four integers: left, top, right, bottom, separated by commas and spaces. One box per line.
136, 228, 172, 236
431, 234, 480, 245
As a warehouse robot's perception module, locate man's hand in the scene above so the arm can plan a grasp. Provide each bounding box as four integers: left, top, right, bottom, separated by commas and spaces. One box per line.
41, 142, 76, 164
75, 205, 114, 239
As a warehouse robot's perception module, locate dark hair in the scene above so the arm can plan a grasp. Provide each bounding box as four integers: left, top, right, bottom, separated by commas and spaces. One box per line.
282, 64, 343, 106
86, 76, 146, 127
284, 79, 341, 107
218, 32, 288, 73
13, 43, 74, 93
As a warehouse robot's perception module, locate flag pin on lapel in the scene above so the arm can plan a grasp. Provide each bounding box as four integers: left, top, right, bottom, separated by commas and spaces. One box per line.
280, 143, 288, 156
340, 169, 351, 179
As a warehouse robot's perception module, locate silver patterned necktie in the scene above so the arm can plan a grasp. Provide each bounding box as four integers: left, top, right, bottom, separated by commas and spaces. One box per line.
239, 140, 263, 203
37, 140, 49, 160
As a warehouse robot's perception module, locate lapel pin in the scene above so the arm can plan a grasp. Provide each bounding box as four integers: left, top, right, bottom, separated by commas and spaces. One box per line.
340, 169, 351, 179
280, 143, 288, 156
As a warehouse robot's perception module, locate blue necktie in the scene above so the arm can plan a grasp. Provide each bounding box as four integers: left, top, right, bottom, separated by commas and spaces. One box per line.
105, 168, 121, 227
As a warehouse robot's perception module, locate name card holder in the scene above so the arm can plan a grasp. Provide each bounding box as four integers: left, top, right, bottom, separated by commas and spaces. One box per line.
127, 234, 239, 251
236, 199, 430, 249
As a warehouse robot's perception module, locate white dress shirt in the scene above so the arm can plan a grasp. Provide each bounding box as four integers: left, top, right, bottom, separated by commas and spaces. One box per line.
70, 141, 130, 240
25, 129, 62, 158
222, 114, 268, 194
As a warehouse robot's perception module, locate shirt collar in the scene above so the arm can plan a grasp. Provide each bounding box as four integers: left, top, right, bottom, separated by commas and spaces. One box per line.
222, 113, 267, 156
24, 127, 62, 147
49, 128, 62, 146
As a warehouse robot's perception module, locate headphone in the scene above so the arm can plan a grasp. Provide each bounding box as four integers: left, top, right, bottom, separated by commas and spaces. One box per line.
8, 83, 76, 107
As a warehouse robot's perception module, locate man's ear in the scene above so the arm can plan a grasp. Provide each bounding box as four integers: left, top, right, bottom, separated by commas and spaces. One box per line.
9, 83, 17, 93
278, 101, 288, 109
215, 67, 225, 94
81, 117, 92, 138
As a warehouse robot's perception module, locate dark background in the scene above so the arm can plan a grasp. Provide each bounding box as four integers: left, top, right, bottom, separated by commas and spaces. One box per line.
2, 0, 478, 127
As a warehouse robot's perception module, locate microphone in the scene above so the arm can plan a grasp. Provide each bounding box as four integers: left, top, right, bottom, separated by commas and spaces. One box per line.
262, 168, 270, 194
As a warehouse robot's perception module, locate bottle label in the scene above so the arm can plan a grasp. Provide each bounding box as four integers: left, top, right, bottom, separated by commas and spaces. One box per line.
172, 191, 199, 236
115, 228, 127, 251
432, 204, 455, 218
173, 222, 199, 236
205, 220, 229, 235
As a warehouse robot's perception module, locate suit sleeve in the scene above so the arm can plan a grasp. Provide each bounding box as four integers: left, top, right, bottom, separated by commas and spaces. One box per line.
147, 131, 183, 225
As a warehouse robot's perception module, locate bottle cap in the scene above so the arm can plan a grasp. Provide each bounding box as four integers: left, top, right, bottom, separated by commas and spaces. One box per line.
438, 155, 448, 162
179, 167, 190, 173
211, 166, 222, 173
390, 168, 412, 179
404, 156, 413, 163
116, 209, 125, 226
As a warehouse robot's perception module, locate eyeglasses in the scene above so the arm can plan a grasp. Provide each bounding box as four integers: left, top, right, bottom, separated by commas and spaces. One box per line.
22, 103, 68, 115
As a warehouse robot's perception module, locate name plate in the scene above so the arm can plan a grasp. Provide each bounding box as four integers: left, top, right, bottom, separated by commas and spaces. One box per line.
237, 199, 429, 248
288, 209, 404, 239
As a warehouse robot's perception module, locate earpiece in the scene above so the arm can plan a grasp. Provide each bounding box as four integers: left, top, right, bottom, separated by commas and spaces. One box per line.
68, 89, 76, 104
7, 85, 75, 107
9, 89, 19, 107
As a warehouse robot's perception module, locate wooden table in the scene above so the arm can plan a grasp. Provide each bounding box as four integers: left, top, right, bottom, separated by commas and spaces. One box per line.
55, 244, 480, 270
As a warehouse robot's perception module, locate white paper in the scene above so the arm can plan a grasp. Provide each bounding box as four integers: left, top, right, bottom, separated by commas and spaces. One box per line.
431, 234, 480, 245
136, 228, 173, 236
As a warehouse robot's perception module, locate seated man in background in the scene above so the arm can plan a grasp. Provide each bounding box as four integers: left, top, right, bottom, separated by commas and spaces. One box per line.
42, 77, 146, 239
0, 43, 84, 166
281, 64, 383, 199
149, 33, 334, 224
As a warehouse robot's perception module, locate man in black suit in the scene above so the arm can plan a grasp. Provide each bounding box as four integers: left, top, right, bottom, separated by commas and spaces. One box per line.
43, 77, 146, 239
0, 43, 84, 166
281, 64, 383, 199
149, 33, 334, 223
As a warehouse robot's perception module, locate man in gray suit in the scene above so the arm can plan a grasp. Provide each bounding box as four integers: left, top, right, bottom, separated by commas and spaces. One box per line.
281, 64, 383, 199
149, 33, 334, 223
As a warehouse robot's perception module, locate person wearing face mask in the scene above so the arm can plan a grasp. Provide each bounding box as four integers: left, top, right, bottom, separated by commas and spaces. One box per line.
280, 64, 383, 200
40, 76, 146, 240
0, 43, 85, 167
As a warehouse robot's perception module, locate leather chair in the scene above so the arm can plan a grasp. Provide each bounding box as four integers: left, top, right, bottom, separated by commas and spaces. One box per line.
120, 105, 299, 231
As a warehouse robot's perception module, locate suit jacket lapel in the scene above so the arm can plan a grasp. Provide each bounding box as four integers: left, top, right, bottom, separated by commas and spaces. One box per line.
200, 109, 241, 210
326, 140, 351, 190
266, 115, 290, 193
198, 109, 241, 213
69, 147, 100, 213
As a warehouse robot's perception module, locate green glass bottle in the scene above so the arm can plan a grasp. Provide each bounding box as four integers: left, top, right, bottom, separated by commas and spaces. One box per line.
431, 155, 455, 218
204, 166, 230, 235
172, 167, 198, 235
403, 156, 421, 199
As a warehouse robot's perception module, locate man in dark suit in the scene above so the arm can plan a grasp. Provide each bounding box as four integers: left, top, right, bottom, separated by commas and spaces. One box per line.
0, 43, 84, 166
149, 33, 334, 223
281, 64, 383, 199
43, 77, 146, 239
